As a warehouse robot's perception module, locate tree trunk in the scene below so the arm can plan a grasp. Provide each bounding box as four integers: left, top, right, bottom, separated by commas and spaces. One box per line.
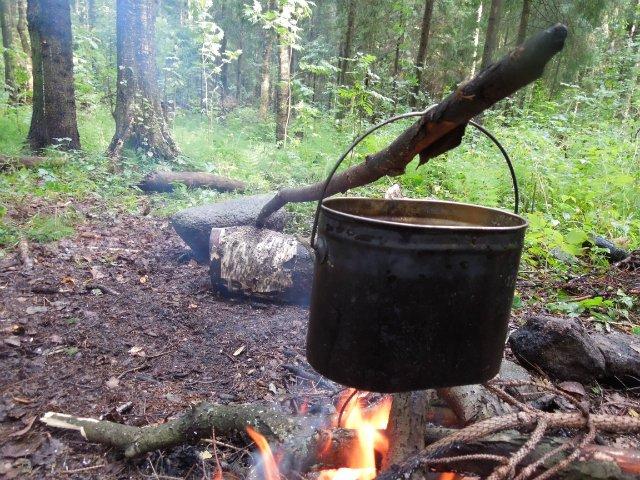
410, 0, 435, 107
26, 0, 80, 150
15, 0, 29, 54
259, 30, 274, 119
480, 0, 503, 71
108, 0, 179, 159
235, 42, 243, 102
276, 39, 291, 143
392, 34, 402, 110
470, 1, 483, 78
338, 0, 356, 86
516, 0, 531, 45
87, 0, 96, 29
0, 0, 18, 103
220, 33, 229, 102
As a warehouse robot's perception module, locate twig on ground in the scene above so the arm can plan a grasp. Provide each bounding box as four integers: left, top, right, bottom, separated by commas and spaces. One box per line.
58, 464, 105, 475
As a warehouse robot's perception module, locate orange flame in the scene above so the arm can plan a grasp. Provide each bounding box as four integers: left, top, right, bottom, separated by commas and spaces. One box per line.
318, 390, 393, 480
246, 426, 280, 480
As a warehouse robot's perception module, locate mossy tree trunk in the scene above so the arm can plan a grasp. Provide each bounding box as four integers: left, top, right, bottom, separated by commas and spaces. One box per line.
0, 0, 18, 103
108, 0, 179, 160
26, 0, 80, 150
16, 0, 30, 55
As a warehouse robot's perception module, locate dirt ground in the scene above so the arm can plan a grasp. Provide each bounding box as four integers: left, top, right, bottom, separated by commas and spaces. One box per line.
1, 209, 639, 479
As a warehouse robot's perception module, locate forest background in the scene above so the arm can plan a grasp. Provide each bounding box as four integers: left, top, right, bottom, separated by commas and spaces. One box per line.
0, 0, 639, 289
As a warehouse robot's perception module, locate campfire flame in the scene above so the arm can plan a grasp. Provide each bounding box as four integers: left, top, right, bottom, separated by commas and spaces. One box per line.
247, 390, 458, 480
318, 390, 393, 480
246, 426, 281, 480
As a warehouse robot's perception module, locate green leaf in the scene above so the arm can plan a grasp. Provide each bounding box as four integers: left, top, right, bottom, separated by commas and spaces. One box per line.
565, 228, 588, 245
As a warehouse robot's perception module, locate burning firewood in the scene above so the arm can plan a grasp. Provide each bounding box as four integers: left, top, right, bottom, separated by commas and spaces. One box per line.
41, 382, 640, 480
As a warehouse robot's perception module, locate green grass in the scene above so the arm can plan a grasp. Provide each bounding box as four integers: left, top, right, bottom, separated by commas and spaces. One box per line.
1, 100, 639, 277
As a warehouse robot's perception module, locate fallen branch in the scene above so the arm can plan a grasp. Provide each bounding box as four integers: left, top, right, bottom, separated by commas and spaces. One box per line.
139, 171, 246, 193
256, 24, 568, 226
85, 283, 120, 295
41, 402, 309, 458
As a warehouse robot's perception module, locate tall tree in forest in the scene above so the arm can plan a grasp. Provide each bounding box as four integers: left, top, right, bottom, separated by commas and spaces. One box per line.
338, 0, 356, 86
276, 29, 291, 143
258, 25, 274, 119
516, 0, 531, 46
26, 0, 80, 150
410, 0, 435, 106
87, 0, 96, 29
246, 0, 311, 143
470, 1, 483, 78
15, 0, 30, 55
0, 0, 18, 103
108, 0, 179, 159
480, 0, 503, 71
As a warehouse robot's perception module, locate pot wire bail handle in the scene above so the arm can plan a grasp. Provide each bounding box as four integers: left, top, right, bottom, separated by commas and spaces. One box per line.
310, 106, 520, 251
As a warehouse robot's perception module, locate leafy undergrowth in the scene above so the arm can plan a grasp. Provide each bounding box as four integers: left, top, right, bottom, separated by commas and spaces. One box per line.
1, 102, 639, 295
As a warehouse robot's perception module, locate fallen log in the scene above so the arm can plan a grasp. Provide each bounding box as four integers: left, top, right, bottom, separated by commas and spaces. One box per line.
256, 24, 567, 226
0, 154, 49, 170
41, 402, 309, 458
138, 171, 246, 193
209, 226, 314, 304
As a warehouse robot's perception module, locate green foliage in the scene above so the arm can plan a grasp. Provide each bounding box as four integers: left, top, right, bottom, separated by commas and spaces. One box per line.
547, 289, 636, 331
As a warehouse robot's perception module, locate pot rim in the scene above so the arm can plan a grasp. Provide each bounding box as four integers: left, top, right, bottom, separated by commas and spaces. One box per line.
321, 197, 529, 232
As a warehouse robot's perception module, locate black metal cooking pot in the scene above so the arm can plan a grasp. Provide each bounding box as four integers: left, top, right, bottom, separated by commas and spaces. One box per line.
306, 110, 528, 392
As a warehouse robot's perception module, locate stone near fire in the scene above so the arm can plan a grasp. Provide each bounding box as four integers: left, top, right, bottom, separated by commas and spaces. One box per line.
509, 315, 606, 383
209, 226, 313, 305
511, 315, 640, 387
592, 331, 640, 387
171, 194, 288, 262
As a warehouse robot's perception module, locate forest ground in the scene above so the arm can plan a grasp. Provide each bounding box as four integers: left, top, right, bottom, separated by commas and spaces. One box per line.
1, 103, 639, 478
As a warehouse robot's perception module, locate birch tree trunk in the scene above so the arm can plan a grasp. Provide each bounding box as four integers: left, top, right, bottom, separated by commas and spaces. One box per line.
107, 0, 179, 160
470, 1, 483, 78
26, 0, 81, 150
410, 0, 435, 107
276, 39, 291, 143
258, 30, 274, 119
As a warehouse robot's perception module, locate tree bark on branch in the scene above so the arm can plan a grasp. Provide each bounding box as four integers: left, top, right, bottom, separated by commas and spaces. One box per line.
255, 24, 568, 227
41, 405, 640, 479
